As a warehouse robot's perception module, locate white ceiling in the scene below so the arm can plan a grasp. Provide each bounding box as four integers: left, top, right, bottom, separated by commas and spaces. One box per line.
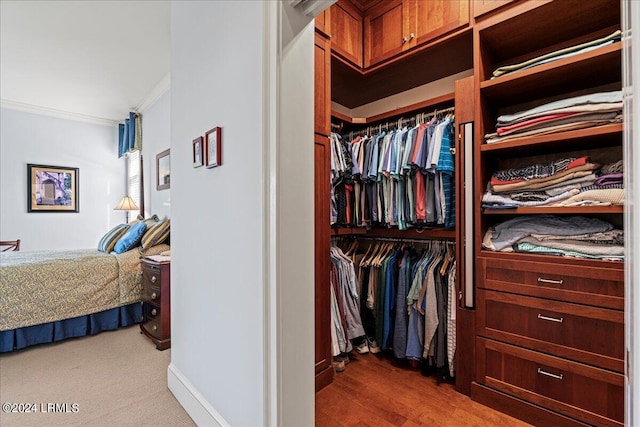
0, 0, 170, 125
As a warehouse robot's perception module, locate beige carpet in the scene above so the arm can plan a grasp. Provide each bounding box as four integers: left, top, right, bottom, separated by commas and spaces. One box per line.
0, 325, 196, 427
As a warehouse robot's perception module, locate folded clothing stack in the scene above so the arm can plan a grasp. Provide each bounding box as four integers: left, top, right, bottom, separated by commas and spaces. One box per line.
482, 157, 624, 209
482, 215, 623, 260
485, 90, 623, 145
491, 30, 622, 79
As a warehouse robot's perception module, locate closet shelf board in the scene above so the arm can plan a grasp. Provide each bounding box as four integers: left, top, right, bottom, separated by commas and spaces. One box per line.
482, 206, 624, 215
331, 93, 455, 127
479, 123, 623, 154
480, 44, 622, 105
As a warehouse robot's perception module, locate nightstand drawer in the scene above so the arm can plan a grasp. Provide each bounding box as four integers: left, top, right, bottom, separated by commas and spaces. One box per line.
141, 264, 161, 287
477, 338, 624, 426
141, 284, 161, 303
143, 317, 162, 339
143, 302, 162, 321
477, 290, 624, 372
477, 257, 624, 310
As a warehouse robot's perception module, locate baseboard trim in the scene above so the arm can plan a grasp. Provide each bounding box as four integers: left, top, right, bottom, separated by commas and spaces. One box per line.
168, 362, 230, 427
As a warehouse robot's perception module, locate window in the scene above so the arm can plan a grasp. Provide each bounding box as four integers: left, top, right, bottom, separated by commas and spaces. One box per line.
127, 150, 141, 213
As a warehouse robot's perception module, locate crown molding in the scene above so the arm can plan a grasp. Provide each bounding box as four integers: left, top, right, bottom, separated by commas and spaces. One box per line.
0, 99, 118, 127
136, 72, 171, 114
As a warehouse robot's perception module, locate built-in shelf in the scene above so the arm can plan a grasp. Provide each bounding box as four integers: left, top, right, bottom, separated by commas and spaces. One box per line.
331, 92, 454, 126
480, 123, 623, 153
482, 206, 624, 215
480, 43, 622, 105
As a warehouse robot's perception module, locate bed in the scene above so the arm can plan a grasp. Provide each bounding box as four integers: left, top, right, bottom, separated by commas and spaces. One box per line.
0, 244, 170, 352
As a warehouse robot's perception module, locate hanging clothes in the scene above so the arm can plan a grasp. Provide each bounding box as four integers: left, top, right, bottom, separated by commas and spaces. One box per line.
330, 111, 456, 231
340, 238, 457, 378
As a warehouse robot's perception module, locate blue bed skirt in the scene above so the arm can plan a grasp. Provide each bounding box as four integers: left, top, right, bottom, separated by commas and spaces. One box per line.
0, 303, 142, 353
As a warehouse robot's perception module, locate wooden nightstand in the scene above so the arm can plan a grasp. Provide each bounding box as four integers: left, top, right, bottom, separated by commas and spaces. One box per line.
140, 257, 171, 350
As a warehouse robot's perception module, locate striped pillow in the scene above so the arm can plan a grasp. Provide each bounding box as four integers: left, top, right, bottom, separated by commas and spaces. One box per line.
140, 218, 170, 251
98, 224, 130, 253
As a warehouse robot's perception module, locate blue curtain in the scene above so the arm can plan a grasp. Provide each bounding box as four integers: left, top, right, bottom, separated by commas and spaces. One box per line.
118, 112, 137, 158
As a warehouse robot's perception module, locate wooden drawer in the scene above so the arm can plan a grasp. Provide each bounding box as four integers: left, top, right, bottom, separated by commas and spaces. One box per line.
143, 317, 162, 340
141, 283, 161, 303
477, 290, 624, 372
142, 264, 161, 288
477, 338, 624, 427
477, 256, 624, 310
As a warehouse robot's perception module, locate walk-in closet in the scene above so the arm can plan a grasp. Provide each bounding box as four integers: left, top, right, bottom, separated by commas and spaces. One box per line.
313, 1, 625, 426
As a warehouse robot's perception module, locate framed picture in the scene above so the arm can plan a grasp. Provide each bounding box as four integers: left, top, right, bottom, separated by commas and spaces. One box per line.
156, 149, 170, 190
205, 127, 222, 168
193, 136, 204, 168
27, 164, 79, 212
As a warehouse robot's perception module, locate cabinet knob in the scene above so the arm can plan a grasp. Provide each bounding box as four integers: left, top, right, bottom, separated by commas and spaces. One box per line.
151, 292, 157, 300
409, 33, 415, 40
402, 36, 408, 44
151, 308, 157, 316
152, 325, 157, 331
151, 276, 157, 283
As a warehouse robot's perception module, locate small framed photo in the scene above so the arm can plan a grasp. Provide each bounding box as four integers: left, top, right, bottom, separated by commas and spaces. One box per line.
193, 136, 204, 168
27, 164, 79, 212
156, 149, 170, 190
205, 127, 222, 168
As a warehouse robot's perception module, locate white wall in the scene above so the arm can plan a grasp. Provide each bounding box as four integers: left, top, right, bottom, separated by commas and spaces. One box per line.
0, 107, 124, 250
168, 1, 315, 425
169, 2, 266, 426
141, 90, 171, 219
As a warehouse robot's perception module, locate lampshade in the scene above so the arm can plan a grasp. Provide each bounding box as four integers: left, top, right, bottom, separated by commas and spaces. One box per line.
114, 196, 139, 211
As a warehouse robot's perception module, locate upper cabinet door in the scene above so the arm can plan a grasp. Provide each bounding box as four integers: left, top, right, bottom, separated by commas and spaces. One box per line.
315, 9, 331, 36
364, 0, 411, 68
314, 32, 331, 136
330, 1, 364, 67
472, 0, 516, 18
413, 0, 469, 46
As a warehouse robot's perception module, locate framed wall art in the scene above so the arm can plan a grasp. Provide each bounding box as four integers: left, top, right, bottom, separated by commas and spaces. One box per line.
205, 127, 222, 168
27, 164, 79, 212
193, 136, 204, 168
156, 149, 170, 190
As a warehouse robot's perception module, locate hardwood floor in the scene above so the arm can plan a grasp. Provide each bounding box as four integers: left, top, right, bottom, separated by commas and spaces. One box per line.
315, 352, 532, 427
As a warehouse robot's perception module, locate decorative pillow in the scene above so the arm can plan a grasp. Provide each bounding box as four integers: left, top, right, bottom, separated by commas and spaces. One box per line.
129, 214, 159, 228
140, 218, 170, 251
98, 224, 130, 253
113, 222, 147, 254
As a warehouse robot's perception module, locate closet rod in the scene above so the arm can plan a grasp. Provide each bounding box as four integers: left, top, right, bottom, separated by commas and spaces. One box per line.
335, 235, 455, 244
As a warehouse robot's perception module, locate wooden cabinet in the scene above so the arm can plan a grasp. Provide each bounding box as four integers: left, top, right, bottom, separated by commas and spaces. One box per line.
315, 26, 333, 391
314, 133, 333, 391
363, 0, 409, 67
140, 258, 171, 350
471, 1, 624, 425
315, 32, 331, 136
330, 0, 363, 67
364, 0, 470, 68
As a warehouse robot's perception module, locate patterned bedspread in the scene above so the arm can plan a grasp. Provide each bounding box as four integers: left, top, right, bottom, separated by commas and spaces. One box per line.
0, 244, 170, 331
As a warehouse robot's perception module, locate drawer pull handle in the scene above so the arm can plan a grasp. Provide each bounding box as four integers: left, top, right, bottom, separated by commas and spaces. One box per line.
151, 308, 157, 316
151, 276, 157, 283
537, 314, 563, 323
538, 277, 563, 285
537, 368, 563, 380
151, 292, 157, 300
